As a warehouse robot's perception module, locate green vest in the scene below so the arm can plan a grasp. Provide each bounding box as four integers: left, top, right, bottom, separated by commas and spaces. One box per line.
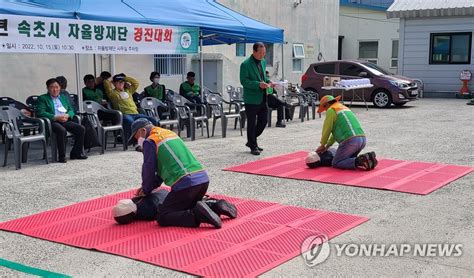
180, 82, 200, 97
330, 103, 365, 143
148, 127, 205, 186
144, 84, 164, 100
82, 87, 104, 103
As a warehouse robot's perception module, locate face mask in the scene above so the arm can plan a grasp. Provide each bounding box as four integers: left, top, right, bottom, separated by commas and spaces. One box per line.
137, 137, 145, 148
153, 78, 160, 84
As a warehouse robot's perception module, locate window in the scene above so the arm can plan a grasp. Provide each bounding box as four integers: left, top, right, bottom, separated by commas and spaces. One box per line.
430, 32, 472, 64
293, 44, 305, 58
264, 43, 274, 66
340, 63, 365, 77
359, 41, 379, 64
292, 59, 303, 72
391, 40, 398, 68
292, 43, 304, 72
314, 63, 335, 74
236, 43, 246, 57
154, 54, 186, 76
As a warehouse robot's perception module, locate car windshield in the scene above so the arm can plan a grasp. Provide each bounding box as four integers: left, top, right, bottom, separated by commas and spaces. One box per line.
361, 62, 392, 76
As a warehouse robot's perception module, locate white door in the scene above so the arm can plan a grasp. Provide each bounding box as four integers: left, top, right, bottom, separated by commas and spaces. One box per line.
203, 61, 218, 92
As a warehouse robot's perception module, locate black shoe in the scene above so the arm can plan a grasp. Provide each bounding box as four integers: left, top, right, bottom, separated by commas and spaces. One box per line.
257, 146, 263, 151
70, 153, 88, 160
250, 148, 261, 155
204, 198, 238, 219
275, 121, 286, 128
194, 201, 222, 228
367, 151, 378, 170
355, 154, 371, 170
135, 146, 143, 152
58, 157, 67, 163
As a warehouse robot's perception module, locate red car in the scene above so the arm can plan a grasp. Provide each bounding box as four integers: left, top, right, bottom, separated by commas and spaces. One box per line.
301, 60, 419, 108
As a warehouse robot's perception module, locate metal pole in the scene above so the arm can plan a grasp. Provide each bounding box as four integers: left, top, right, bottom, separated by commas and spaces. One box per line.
199, 30, 204, 101
110, 54, 116, 75
93, 54, 97, 77
281, 43, 285, 81
75, 53, 83, 113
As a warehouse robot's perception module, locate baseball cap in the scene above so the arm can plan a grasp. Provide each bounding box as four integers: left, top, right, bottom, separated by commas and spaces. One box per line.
127, 118, 152, 145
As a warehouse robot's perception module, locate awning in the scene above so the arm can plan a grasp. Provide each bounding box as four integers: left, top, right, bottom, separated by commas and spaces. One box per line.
0, 0, 284, 44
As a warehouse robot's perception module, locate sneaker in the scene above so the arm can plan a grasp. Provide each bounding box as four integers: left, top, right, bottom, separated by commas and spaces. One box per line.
194, 201, 222, 228
367, 151, 378, 170
204, 198, 238, 219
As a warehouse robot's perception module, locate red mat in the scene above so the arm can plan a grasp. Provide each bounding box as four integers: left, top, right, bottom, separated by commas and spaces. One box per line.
0, 188, 368, 277
224, 151, 474, 195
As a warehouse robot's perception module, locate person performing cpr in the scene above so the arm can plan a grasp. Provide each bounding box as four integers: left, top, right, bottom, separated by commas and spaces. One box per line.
125, 118, 237, 229
315, 95, 377, 170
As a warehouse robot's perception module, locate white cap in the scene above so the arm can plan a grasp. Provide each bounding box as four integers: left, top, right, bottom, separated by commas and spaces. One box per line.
306, 151, 320, 164
112, 199, 137, 217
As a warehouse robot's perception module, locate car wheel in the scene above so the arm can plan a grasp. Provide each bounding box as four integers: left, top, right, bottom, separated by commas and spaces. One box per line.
372, 90, 392, 108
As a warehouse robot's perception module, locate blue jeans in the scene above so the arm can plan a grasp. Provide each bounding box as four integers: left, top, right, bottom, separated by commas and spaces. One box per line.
123, 114, 158, 141
332, 136, 366, 170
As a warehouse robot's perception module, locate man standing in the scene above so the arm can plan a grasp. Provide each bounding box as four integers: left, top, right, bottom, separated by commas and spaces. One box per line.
36, 78, 86, 163
316, 95, 377, 170
128, 119, 237, 228
240, 42, 273, 155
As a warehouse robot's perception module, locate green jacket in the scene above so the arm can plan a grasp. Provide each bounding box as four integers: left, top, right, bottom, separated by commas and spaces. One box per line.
82, 87, 104, 103
240, 56, 269, 104
36, 93, 75, 121
320, 102, 365, 146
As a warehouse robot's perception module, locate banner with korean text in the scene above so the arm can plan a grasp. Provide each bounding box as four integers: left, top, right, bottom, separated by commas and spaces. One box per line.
0, 14, 198, 54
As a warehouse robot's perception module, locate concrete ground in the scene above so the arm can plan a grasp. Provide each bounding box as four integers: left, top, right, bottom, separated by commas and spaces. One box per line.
0, 98, 473, 277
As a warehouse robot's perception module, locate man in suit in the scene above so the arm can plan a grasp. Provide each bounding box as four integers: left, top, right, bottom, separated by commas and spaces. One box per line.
240, 42, 274, 155
36, 78, 86, 163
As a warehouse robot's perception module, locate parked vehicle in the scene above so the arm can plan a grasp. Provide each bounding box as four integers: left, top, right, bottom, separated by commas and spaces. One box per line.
301, 60, 419, 108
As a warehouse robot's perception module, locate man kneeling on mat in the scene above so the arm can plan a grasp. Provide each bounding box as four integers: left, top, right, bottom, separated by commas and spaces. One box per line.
126, 118, 237, 229
316, 95, 377, 170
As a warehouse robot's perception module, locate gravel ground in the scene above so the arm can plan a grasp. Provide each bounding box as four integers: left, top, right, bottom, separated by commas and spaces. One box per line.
0, 98, 472, 277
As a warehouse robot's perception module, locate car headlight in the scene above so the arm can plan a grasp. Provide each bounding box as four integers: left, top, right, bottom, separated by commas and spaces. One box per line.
390, 80, 409, 89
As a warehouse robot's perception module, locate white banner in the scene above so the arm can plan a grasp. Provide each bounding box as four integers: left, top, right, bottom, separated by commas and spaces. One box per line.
0, 14, 199, 54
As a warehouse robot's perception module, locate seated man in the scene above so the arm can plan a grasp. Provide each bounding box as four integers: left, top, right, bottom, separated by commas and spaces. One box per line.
316, 95, 377, 170
103, 73, 158, 141
143, 71, 166, 101
82, 74, 107, 105
36, 78, 87, 163
179, 71, 202, 104
266, 70, 290, 128
128, 118, 237, 229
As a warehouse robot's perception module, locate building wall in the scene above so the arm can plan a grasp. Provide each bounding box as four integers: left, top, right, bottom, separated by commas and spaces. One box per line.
339, 5, 399, 73
0, 0, 339, 101
399, 16, 474, 93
